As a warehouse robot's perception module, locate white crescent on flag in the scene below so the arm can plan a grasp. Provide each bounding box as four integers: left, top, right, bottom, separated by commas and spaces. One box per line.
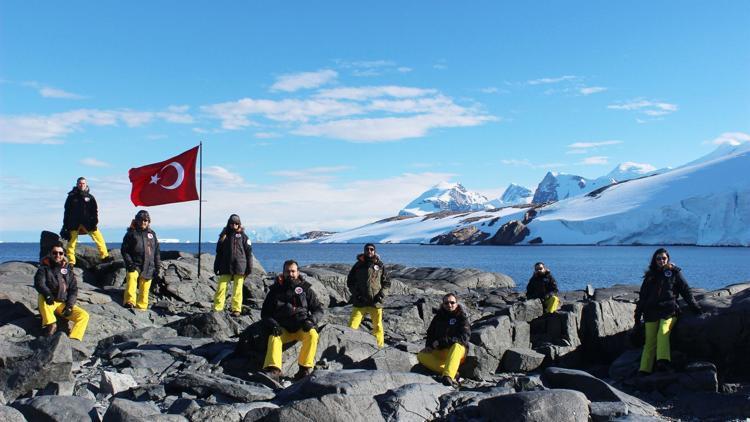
159, 162, 185, 190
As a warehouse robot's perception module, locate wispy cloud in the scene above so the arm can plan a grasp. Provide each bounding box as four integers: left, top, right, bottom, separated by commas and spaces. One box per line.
580, 156, 609, 165
0, 106, 194, 144
567, 140, 622, 154
271, 165, 351, 179
527, 75, 576, 85
500, 158, 566, 169
270, 69, 338, 92
203, 166, 245, 185
607, 98, 678, 117
316, 86, 436, 101
254, 132, 281, 139
23, 81, 86, 99
397, 67, 413, 73
201, 98, 363, 129
579, 86, 607, 96
708, 132, 750, 146
335, 60, 412, 76
80, 157, 110, 167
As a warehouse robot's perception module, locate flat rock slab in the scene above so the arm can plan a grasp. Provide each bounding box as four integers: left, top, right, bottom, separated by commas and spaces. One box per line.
167, 371, 275, 402
478, 389, 590, 422
103, 398, 161, 422
377, 382, 452, 422
503, 347, 545, 372
0, 333, 73, 402
264, 393, 385, 422
13, 395, 96, 422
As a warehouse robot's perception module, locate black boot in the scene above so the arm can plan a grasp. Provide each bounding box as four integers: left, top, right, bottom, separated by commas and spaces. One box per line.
293, 366, 312, 381
655, 359, 674, 373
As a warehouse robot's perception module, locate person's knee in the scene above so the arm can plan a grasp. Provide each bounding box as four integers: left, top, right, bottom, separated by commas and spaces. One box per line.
307, 328, 319, 341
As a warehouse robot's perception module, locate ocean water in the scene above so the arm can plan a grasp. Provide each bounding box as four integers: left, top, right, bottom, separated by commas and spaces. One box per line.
3, 243, 748, 292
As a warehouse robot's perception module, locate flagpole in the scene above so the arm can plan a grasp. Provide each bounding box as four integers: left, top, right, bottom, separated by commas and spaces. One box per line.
198, 141, 203, 277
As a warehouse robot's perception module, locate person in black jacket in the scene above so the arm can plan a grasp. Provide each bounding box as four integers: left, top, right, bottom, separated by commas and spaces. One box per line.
121, 210, 161, 310
260, 260, 324, 381
347, 243, 390, 347
417, 293, 471, 387
526, 262, 560, 314
635, 248, 704, 374
61, 177, 111, 265
34, 242, 89, 340
213, 214, 253, 317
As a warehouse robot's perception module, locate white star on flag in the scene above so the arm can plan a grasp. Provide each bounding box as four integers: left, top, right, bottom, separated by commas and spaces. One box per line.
150, 174, 160, 184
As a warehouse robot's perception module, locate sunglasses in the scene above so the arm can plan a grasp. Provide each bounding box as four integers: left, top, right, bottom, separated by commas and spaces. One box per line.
51, 251, 64, 256
366, 247, 375, 251
656, 256, 668, 261
443, 300, 456, 305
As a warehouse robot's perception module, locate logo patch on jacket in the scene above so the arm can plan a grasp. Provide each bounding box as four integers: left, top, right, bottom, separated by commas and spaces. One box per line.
294, 287, 303, 294
449, 318, 457, 325
235, 233, 241, 238
664, 270, 673, 277
147, 233, 154, 239
373, 265, 380, 271
84, 197, 90, 202
60, 268, 68, 275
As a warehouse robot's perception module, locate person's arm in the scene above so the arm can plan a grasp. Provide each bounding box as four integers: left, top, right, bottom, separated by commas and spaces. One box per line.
63, 194, 72, 230
346, 264, 357, 292
547, 275, 559, 294
214, 234, 222, 274
634, 279, 647, 323
153, 233, 161, 277
675, 271, 702, 313
451, 314, 472, 346
34, 268, 53, 299
121, 233, 135, 271
306, 288, 324, 325
65, 267, 78, 308
378, 262, 391, 297
243, 234, 253, 276
424, 315, 438, 349
90, 195, 99, 229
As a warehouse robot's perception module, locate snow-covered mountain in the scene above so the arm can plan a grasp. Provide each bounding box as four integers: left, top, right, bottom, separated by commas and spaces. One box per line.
398, 182, 491, 216
315, 144, 750, 246
487, 184, 533, 208
530, 162, 664, 204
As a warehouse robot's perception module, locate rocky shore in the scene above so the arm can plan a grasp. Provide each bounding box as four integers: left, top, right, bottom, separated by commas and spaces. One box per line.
2, 244, 750, 421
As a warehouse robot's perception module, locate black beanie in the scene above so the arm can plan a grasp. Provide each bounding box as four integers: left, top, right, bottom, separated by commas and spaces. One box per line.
135, 210, 150, 222
228, 214, 241, 225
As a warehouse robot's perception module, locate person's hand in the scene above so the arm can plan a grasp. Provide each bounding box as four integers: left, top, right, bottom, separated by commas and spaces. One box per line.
374, 292, 385, 303
45, 296, 55, 306
266, 318, 282, 336
126, 265, 136, 273
431, 340, 440, 349
62, 306, 73, 317
633, 312, 642, 326
302, 319, 315, 332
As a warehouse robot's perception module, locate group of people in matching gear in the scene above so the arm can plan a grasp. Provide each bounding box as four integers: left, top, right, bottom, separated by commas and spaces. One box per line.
33, 177, 704, 386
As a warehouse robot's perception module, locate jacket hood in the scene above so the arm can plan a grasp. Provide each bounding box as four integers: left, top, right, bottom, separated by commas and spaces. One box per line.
357, 253, 382, 263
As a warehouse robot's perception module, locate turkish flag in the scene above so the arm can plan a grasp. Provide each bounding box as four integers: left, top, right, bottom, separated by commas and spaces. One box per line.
128, 146, 199, 206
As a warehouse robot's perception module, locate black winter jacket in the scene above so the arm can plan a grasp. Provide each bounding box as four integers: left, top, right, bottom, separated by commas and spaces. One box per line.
214, 229, 253, 276
425, 305, 471, 349
635, 265, 702, 322
34, 257, 78, 307
347, 253, 390, 308
261, 275, 324, 332
63, 187, 99, 231
121, 225, 161, 279
526, 271, 559, 300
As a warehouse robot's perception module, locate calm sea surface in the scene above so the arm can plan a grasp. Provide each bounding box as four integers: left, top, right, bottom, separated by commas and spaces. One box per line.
2, 243, 748, 292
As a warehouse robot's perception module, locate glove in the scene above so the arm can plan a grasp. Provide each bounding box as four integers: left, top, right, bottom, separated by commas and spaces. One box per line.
633, 312, 642, 326
45, 296, 55, 305
302, 319, 315, 332
126, 265, 136, 273
59, 227, 71, 241
62, 306, 73, 317
266, 318, 283, 336
374, 292, 385, 303
431, 340, 440, 349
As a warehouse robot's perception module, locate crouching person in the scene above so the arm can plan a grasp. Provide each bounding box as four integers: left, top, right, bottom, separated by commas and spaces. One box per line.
417, 293, 471, 387
526, 262, 560, 314
261, 260, 324, 381
34, 242, 89, 340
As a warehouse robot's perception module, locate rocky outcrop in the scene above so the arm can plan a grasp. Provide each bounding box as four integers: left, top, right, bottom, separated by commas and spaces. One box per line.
431, 226, 490, 245
489, 220, 529, 245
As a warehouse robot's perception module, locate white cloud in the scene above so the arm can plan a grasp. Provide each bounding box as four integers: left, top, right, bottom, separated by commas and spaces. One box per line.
568, 140, 622, 149
527, 75, 576, 85
80, 157, 110, 167
579, 86, 607, 96
397, 67, 413, 73
22, 81, 86, 99
270, 69, 338, 92
316, 86, 437, 101
203, 166, 245, 185
500, 159, 566, 169
270, 166, 351, 179
0, 107, 194, 144
201, 98, 363, 129
580, 156, 609, 165
254, 132, 281, 139
607, 98, 678, 116
480, 87, 499, 94
708, 132, 750, 146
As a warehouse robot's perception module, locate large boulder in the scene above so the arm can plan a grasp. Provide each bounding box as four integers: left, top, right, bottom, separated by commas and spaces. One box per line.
478, 389, 590, 422
12, 396, 96, 422
0, 405, 26, 422
582, 299, 636, 362
102, 398, 161, 422
263, 394, 385, 422
166, 371, 275, 402
502, 348, 545, 372
0, 333, 73, 402
377, 382, 452, 421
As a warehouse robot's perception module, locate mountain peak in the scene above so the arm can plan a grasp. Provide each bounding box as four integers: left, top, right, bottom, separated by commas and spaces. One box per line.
399, 182, 490, 216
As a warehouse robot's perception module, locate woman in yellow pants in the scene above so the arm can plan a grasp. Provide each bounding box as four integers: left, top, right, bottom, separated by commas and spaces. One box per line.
213, 214, 253, 317
34, 242, 89, 340
635, 248, 704, 374
526, 262, 561, 314
417, 293, 471, 387
121, 210, 161, 310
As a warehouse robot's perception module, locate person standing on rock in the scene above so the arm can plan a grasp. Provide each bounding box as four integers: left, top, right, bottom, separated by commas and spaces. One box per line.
346, 243, 390, 348
61, 177, 111, 265
260, 259, 324, 381
417, 293, 471, 387
121, 210, 161, 310
635, 248, 704, 374
34, 241, 90, 340
213, 214, 253, 317
526, 262, 560, 314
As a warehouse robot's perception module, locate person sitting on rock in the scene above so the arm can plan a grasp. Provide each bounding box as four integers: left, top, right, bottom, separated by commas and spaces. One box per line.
417, 293, 471, 387
61, 177, 111, 265
34, 241, 90, 340
121, 210, 161, 310
346, 243, 390, 348
635, 248, 703, 375
213, 214, 253, 317
260, 259, 324, 382
526, 262, 560, 314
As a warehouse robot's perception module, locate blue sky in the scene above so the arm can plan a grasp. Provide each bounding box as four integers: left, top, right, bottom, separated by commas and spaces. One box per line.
1, 1, 748, 241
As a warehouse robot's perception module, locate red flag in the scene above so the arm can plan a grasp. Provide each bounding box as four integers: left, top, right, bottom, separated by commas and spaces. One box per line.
128, 146, 199, 206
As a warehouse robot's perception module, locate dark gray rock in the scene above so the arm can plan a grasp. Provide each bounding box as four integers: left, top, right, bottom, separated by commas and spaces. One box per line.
360, 347, 418, 372
377, 382, 452, 421
241, 402, 279, 421
166, 371, 275, 402
541, 367, 658, 416
502, 348, 545, 372
583, 299, 636, 362
676, 391, 750, 421
0, 333, 73, 402
590, 401, 629, 421
478, 389, 590, 422
12, 395, 96, 422
264, 394, 385, 422
0, 405, 26, 422
102, 398, 161, 422
101, 370, 138, 395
